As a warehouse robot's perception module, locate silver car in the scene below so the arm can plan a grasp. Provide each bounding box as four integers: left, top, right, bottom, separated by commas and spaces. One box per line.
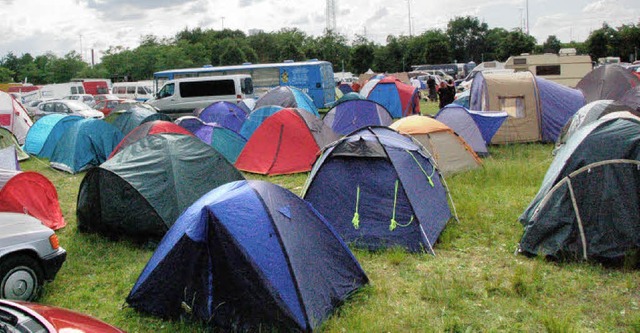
33, 99, 104, 121
0, 213, 66, 301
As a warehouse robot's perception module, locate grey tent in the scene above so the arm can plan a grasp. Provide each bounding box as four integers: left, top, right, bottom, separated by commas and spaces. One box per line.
519, 117, 640, 263
576, 64, 640, 103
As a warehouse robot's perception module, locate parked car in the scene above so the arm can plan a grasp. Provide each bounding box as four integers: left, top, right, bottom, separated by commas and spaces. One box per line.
23, 99, 52, 117
93, 94, 120, 104
62, 94, 95, 106
92, 98, 136, 116
33, 100, 104, 121
0, 213, 66, 301
0, 299, 125, 332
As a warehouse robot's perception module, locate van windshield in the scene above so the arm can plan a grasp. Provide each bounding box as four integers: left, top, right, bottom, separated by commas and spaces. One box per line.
158, 83, 175, 99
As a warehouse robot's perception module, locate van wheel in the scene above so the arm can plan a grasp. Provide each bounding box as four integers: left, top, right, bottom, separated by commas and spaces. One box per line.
0, 254, 43, 301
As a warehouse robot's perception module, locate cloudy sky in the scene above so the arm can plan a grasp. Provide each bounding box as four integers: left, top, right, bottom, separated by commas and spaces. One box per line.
0, 0, 638, 63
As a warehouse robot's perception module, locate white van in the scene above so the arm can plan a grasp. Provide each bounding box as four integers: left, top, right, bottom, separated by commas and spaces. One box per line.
112, 81, 154, 102
146, 75, 254, 117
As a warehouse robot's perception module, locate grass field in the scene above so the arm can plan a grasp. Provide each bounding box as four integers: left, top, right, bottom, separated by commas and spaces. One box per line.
16, 100, 640, 332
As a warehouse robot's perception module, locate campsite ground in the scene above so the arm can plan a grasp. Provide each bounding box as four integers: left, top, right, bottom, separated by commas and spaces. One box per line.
20, 99, 640, 332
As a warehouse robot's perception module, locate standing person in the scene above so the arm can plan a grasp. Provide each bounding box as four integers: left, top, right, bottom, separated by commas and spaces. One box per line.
438, 81, 448, 109
445, 79, 456, 105
427, 75, 437, 102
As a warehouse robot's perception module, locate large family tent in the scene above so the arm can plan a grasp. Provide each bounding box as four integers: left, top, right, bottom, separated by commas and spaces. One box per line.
390, 116, 481, 175
469, 71, 585, 143
109, 120, 192, 158
197, 101, 248, 134
323, 99, 393, 135
235, 108, 339, 175
0, 127, 28, 161
175, 116, 246, 164
0, 91, 32, 144
576, 64, 640, 103
556, 100, 638, 147
77, 133, 245, 240
0, 169, 65, 230
126, 180, 368, 331
49, 119, 124, 174
302, 127, 453, 253
105, 106, 171, 135
23, 114, 83, 158
238, 105, 284, 139
519, 117, 640, 263
434, 104, 507, 156
359, 76, 420, 118
254, 86, 319, 117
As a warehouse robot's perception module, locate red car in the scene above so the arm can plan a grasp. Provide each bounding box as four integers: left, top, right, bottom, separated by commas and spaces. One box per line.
0, 299, 125, 332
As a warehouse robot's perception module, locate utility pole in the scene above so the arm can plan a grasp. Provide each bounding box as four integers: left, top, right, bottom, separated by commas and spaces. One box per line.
221, 16, 225, 30
407, 0, 412, 36
79, 34, 83, 61
525, 0, 530, 35
326, 0, 337, 32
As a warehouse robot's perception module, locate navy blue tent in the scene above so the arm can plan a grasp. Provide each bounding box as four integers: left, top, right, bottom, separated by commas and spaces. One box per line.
126, 180, 368, 332
323, 99, 393, 135
302, 126, 453, 253
198, 101, 248, 134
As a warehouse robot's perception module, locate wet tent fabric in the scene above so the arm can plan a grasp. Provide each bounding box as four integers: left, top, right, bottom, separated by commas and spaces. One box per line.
390, 116, 481, 175
433, 105, 491, 156
239, 105, 284, 139
254, 86, 319, 117
323, 99, 393, 135
109, 120, 193, 158
519, 118, 640, 262
338, 83, 354, 95
0, 147, 19, 170
535, 77, 587, 142
0, 91, 32, 145
175, 116, 246, 164
126, 180, 368, 332
24, 115, 83, 159
556, 100, 636, 147
360, 76, 420, 118
325, 92, 366, 108
0, 169, 65, 230
617, 86, 640, 112
198, 101, 248, 134
77, 134, 245, 240
302, 127, 452, 253
105, 106, 172, 135
0, 127, 28, 161
49, 119, 124, 174
235, 108, 339, 175
576, 64, 640, 103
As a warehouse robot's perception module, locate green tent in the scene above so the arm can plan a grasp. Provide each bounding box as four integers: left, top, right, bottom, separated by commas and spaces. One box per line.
0, 127, 28, 161
77, 133, 245, 240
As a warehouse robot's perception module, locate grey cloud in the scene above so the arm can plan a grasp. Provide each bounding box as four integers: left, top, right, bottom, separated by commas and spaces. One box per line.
84, 0, 194, 22
365, 7, 389, 25
239, 0, 266, 7
290, 16, 310, 25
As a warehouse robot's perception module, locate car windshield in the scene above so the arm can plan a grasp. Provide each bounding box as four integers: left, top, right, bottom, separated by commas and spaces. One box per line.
0, 306, 47, 333
65, 100, 92, 112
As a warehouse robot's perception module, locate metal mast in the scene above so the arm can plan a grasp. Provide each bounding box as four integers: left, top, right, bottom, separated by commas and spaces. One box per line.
326, 0, 336, 32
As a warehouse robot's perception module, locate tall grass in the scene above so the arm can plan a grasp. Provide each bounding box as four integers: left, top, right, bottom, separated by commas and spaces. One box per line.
17, 105, 640, 332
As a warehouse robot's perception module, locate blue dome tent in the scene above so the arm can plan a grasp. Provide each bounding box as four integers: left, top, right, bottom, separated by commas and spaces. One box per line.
126, 180, 368, 331
23, 114, 83, 158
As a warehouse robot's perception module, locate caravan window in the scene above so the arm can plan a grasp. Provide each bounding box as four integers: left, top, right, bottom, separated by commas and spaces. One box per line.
499, 96, 525, 118
179, 80, 235, 98
127, 86, 136, 94
71, 87, 78, 94
536, 65, 561, 76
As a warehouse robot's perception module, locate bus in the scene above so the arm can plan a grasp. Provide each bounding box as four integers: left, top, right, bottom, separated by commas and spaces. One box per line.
152, 60, 336, 108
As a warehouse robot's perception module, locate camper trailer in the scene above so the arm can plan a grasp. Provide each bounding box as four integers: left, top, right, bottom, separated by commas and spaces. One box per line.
505, 48, 592, 87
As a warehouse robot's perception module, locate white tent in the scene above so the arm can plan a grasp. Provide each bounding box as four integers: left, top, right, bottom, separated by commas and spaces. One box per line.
0, 91, 32, 144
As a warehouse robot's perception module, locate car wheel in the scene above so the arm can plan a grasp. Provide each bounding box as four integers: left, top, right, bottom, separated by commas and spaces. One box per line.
0, 254, 44, 301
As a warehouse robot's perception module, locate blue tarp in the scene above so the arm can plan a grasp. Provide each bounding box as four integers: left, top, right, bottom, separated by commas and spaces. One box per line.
127, 180, 367, 331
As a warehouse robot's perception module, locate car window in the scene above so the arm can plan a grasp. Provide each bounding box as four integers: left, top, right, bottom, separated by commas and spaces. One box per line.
127, 86, 135, 94
54, 103, 66, 113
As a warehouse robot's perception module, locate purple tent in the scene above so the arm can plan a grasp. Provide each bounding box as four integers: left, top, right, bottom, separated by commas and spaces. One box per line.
175, 116, 246, 164
198, 101, 248, 134
323, 100, 393, 135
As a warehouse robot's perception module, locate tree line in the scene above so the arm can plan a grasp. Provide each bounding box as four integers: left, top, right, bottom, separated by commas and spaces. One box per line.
1, 16, 638, 85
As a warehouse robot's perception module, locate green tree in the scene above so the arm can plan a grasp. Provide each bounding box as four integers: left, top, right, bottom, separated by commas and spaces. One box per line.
542, 35, 562, 54
497, 30, 536, 60
349, 35, 376, 74
447, 16, 488, 63
305, 31, 350, 71
422, 30, 452, 64
586, 23, 619, 60
0, 67, 15, 83
218, 39, 247, 65
0, 52, 20, 82
617, 24, 640, 62
484, 27, 509, 61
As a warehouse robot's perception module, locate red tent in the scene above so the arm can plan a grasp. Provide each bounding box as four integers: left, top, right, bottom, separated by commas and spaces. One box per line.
235, 108, 339, 175
0, 170, 65, 230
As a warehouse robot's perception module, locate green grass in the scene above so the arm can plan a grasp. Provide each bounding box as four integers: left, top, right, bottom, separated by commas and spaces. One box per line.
17, 114, 640, 332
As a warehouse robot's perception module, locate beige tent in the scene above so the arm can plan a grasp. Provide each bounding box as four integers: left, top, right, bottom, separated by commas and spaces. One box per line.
390, 115, 481, 175
470, 72, 540, 144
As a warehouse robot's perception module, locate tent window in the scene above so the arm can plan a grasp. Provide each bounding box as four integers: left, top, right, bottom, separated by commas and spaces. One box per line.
536, 65, 561, 76
499, 96, 525, 118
